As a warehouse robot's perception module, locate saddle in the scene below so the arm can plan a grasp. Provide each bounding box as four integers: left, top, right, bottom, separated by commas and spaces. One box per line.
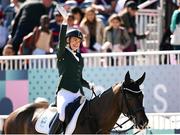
35, 96, 86, 134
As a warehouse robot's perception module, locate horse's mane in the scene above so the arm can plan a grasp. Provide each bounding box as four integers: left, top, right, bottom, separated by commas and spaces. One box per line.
90, 87, 114, 102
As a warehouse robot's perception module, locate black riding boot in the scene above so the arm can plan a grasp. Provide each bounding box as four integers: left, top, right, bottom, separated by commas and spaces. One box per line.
49, 113, 64, 134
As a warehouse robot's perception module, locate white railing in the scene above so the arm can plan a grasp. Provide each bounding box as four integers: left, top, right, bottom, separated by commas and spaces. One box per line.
148, 113, 180, 129
0, 51, 180, 70
136, 9, 162, 51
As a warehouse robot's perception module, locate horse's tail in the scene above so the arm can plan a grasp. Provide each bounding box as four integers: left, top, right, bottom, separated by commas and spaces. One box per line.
1, 117, 6, 134
2, 124, 5, 134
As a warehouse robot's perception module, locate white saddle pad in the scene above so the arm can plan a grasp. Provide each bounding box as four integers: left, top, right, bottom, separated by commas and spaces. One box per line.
35, 98, 86, 134
35, 107, 57, 134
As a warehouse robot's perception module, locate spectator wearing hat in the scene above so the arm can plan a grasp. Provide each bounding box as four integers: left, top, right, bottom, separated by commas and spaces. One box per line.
119, 0, 149, 52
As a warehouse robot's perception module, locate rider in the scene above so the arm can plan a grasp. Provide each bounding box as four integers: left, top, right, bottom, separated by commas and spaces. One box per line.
49, 15, 94, 134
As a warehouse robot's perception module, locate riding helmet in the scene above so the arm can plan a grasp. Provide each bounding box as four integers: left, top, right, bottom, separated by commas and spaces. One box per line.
66, 29, 83, 40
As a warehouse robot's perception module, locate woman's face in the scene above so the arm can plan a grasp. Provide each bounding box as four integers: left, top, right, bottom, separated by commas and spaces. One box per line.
86, 11, 95, 22
110, 19, 120, 29
55, 14, 64, 24
69, 37, 81, 51
3, 47, 15, 56
67, 16, 74, 26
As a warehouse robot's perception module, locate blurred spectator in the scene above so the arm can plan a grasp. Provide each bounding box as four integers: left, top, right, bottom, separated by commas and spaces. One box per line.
160, 28, 173, 51
92, 0, 117, 25
3, 0, 22, 30
170, 0, 180, 50
63, 0, 77, 12
80, 7, 104, 52
75, 0, 84, 5
71, 6, 84, 27
115, 0, 126, 13
79, 0, 93, 10
49, 8, 64, 52
2, 44, 15, 56
67, 12, 75, 30
1, 44, 15, 69
159, 28, 173, 64
32, 15, 53, 55
120, 1, 149, 52
102, 14, 130, 53
0, 0, 10, 10
6, 0, 56, 54
18, 15, 53, 55
0, 10, 8, 55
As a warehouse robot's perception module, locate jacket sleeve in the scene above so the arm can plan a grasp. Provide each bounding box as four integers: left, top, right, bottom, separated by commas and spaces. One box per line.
81, 76, 90, 89
57, 24, 67, 59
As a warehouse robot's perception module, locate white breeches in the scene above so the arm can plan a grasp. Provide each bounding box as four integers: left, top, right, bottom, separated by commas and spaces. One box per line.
57, 88, 82, 121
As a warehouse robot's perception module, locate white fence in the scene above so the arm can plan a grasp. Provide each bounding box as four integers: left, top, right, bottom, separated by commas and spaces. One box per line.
0, 51, 180, 70
148, 113, 180, 129
136, 9, 162, 51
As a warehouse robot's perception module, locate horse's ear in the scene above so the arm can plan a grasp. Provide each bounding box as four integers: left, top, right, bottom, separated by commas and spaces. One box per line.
136, 72, 146, 85
125, 71, 131, 83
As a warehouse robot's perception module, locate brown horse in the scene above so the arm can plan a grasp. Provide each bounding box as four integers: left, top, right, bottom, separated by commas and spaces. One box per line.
3, 71, 148, 134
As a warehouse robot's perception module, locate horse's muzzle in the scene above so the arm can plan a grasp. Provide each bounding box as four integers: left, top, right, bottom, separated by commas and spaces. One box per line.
135, 115, 149, 130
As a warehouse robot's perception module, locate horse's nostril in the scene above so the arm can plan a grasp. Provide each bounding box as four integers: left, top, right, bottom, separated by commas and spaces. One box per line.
137, 120, 148, 130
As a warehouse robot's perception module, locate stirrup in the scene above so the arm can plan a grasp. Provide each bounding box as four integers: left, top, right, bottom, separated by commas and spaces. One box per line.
49, 113, 64, 134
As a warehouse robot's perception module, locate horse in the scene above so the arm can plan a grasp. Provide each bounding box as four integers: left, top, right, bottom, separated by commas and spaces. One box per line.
3, 71, 148, 134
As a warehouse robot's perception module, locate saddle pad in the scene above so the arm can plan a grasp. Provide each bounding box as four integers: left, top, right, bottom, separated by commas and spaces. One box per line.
65, 98, 86, 134
35, 107, 57, 134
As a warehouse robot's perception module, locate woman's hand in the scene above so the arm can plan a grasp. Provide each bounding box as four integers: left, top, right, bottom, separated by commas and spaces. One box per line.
57, 4, 68, 24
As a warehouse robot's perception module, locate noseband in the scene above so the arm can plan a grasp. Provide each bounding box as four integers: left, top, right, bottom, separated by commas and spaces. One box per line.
121, 84, 144, 120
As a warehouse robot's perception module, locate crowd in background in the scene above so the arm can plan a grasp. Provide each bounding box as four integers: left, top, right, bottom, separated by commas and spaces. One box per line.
0, 0, 161, 57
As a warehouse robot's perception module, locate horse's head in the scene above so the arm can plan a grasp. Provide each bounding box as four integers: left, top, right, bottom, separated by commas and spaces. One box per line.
120, 71, 148, 130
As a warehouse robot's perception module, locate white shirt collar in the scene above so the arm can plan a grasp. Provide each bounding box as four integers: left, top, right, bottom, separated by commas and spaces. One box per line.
66, 47, 79, 61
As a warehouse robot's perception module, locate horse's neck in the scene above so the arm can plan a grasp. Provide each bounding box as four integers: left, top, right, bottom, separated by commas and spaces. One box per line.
90, 87, 121, 131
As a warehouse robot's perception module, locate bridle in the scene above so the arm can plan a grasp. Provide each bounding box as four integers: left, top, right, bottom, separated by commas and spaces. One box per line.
112, 83, 145, 134
121, 83, 144, 120
94, 83, 146, 134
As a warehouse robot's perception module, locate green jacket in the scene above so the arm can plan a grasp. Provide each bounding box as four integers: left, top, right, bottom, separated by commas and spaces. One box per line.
56, 25, 90, 95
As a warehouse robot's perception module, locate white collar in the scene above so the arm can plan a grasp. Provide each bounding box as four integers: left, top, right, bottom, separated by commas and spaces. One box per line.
66, 47, 79, 61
